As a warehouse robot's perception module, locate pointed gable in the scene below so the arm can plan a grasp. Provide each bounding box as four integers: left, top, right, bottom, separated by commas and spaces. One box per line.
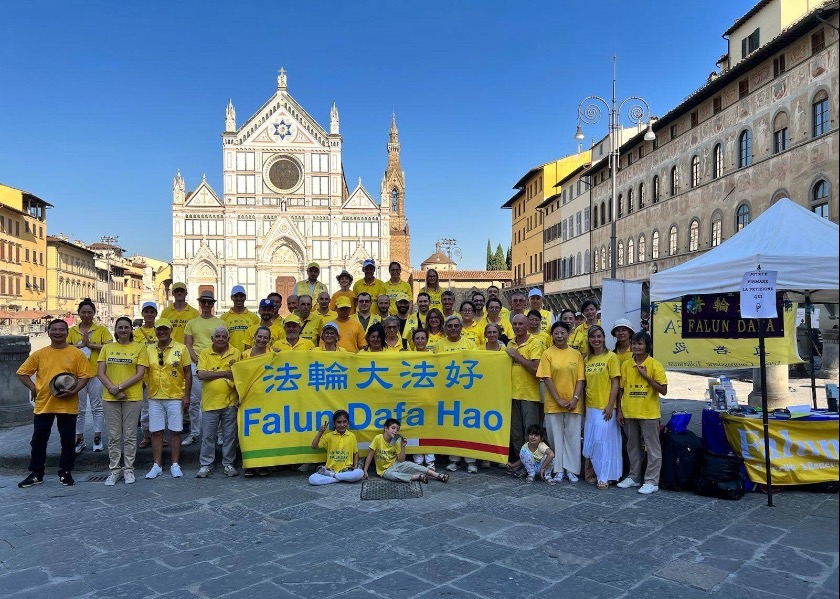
184, 179, 222, 207
342, 179, 378, 210
233, 91, 330, 149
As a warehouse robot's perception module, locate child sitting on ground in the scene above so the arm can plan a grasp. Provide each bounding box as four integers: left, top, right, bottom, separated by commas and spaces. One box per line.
507, 424, 556, 484
308, 409, 365, 485
363, 418, 449, 483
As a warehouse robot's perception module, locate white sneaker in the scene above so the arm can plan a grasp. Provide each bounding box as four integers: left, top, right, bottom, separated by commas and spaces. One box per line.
467, 463, 478, 474
170, 463, 183, 478
92, 438, 104, 452
617, 477, 641, 489
552, 473, 565, 483
196, 466, 211, 478
446, 462, 458, 472
124, 470, 136, 484
567, 471, 579, 483
104, 471, 122, 486
181, 434, 198, 447
638, 483, 659, 495
223, 465, 239, 477
145, 464, 163, 479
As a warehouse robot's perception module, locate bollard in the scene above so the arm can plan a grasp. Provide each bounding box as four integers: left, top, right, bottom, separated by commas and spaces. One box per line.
0, 336, 34, 427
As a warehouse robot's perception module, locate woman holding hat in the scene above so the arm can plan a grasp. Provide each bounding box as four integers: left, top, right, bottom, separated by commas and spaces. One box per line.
97, 317, 149, 485
330, 270, 356, 314
611, 319, 635, 368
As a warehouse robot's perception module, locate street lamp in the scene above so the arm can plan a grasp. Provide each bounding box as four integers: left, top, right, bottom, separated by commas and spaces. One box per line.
101, 235, 118, 322
575, 55, 655, 279
437, 238, 462, 290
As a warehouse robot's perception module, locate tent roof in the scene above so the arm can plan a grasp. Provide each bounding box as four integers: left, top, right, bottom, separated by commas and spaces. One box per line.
650, 199, 839, 304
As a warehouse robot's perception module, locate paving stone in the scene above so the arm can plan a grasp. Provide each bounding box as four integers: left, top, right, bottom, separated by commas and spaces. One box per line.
819, 565, 839, 594
399, 524, 480, 559
487, 523, 557, 549
451, 564, 550, 597
451, 540, 513, 564
89, 581, 158, 599
496, 547, 571, 581
409, 555, 481, 584
575, 553, 665, 588
363, 571, 434, 599
708, 583, 785, 598
696, 535, 761, 562
220, 580, 302, 599
532, 576, 624, 599
198, 569, 276, 598
722, 521, 787, 544
755, 543, 836, 578
729, 565, 820, 598
655, 558, 729, 591
448, 513, 517, 536
10, 580, 94, 599
778, 515, 840, 554
143, 561, 228, 593
82, 559, 163, 590
0, 567, 49, 595
629, 577, 714, 598
415, 585, 484, 598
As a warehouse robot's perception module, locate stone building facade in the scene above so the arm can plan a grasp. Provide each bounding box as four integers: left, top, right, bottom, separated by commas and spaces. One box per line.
171, 69, 410, 310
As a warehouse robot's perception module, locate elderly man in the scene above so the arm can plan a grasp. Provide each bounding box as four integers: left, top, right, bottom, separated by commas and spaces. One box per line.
195, 327, 241, 478
353, 259, 383, 310
16, 319, 94, 488
273, 314, 316, 351
294, 262, 328, 299
296, 295, 324, 346
286, 294, 299, 316
509, 291, 527, 323
183, 291, 225, 447
145, 318, 192, 479
245, 299, 284, 348
335, 297, 366, 352
506, 313, 545, 461
221, 285, 259, 352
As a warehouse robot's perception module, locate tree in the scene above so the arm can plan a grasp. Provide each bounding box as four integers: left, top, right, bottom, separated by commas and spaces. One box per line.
491, 244, 505, 270
505, 246, 512, 270
486, 240, 492, 270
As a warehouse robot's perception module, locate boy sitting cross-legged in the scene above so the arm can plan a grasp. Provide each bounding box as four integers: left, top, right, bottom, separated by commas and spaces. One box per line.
363, 419, 449, 484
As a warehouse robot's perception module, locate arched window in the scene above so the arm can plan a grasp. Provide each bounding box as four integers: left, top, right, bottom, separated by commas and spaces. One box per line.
608, 199, 612, 222
600, 202, 606, 226
628, 188, 634, 214
736, 203, 750, 231
652, 175, 660, 203
639, 182, 646, 208
689, 220, 700, 252
561, 258, 566, 279
618, 241, 624, 266
812, 179, 830, 218
576, 252, 582, 275
652, 230, 660, 259
669, 225, 678, 255
638, 234, 646, 262
711, 215, 722, 247
617, 194, 623, 218
627, 239, 635, 264
773, 112, 789, 153
738, 130, 752, 168
690, 155, 700, 188
813, 90, 829, 137
593, 205, 599, 227
607, 244, 612, 269
713, 143, 723, 179
584, 249, 590, 273
670, 166, 679, 195
593, 248, 599, 272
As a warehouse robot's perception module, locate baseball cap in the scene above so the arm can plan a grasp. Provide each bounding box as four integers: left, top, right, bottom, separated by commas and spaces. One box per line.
154, 318, 173, 329
141, 301, 158, 313
322, 322, 339, 333
231, 285, 246, 296
528, 288, 543, 297
259, 299, 275, 309
172, 282, 187, 292
307, 261, 320, 270
362, 259, 375, 268
198, 291, 216, 302
611, 318, 635, 337
395, 293, 410, 303
284, 314, 302, 326
335, 297, 352, 309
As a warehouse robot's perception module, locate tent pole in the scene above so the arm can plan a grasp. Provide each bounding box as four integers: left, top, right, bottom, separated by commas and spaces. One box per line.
759, 317, 774, 507
804, 293, 817, 409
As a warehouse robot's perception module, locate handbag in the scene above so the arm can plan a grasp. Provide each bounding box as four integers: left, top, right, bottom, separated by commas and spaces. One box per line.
664, 411, 692, 433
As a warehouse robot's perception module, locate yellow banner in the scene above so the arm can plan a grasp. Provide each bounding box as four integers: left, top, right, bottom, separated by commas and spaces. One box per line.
652, 300, 801, 369
723, 415, 839, 485
232, 351, 512, 468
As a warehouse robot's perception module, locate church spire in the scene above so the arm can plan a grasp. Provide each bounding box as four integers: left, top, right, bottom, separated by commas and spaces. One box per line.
225, 99, 236, 132
388, 113, 399, 149
173, 170, 185, 204
330, 102, 340, 135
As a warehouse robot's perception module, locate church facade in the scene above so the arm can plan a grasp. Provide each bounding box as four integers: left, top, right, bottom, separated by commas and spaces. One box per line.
171, 69, 410, 309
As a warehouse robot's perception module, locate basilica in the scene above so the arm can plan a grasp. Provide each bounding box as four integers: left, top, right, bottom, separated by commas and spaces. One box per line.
170, 68, 410, 309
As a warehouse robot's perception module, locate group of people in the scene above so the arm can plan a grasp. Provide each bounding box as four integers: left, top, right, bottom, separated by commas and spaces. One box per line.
16, 258, 667, 495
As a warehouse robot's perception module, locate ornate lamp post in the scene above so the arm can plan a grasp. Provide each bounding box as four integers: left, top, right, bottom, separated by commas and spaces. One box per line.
437, 238, 462, 291
101, 235, 118, 321
575, 55, 656, 279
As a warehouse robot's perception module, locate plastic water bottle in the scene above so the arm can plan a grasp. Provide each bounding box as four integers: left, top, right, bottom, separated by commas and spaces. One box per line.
705, 390, 713, 409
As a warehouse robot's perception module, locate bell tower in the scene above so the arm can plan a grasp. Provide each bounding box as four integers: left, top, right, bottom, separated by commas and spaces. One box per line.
381, 114, 410, 273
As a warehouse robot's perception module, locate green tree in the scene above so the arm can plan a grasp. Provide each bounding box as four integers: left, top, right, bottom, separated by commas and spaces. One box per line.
491, 244, 505, 270
486, 239, 492, 270
505, 246, 512, 270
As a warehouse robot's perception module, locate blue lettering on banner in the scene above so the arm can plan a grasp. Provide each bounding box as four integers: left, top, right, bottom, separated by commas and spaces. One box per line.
262, 363, 301, 392
444, 359, 483, 389
437, 400, 502, 431
356, 361, 393, 390
308, 361, 349, 391
400, 360, 438, 388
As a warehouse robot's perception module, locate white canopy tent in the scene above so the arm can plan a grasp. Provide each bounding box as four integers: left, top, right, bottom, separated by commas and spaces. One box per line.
650, 199, 839, 304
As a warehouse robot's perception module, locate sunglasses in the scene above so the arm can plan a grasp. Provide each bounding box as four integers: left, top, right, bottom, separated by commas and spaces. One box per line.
157, 351, 164, 366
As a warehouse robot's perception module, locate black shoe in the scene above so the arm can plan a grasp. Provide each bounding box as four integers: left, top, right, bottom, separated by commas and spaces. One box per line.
18, 472, 44, 488
243, 469, 256, 478
58, 470, 75, 486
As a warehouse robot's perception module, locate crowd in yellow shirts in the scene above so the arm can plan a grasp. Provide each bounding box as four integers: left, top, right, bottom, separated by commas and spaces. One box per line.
16, 259, 666, 495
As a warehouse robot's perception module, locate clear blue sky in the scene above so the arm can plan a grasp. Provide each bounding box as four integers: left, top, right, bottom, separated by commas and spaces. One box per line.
1, 0, 755, 270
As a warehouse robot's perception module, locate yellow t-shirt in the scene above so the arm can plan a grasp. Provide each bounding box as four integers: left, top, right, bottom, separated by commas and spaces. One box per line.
402, 313, 427, 349
17, 345, 95, 414
98, 341, 149, 401
432, 336, 477, 353
316, 309, 338, 323
329, 290, 356, 314
426, 331, 444, 352
530, 330, 550, 351
536, 345, 585, 414
479, 316, 515, 343
318, 430, 358, 471
479, 341, 507, 351
620, 356, 668, 420
539, 309, 553, 333
145, 341, 191, 399
615, 347, 633, 368
510, 335, 545, 402
160, 304, 200, 344
184, 316, 226, 358
353, 278, 384, 303
293, 280, 329, 300
134, 326, 158, 347
221, 309, 260, 352
273, 338, 316, 352
241, 348, 273, 361
335, 318, 367, 353
298, 314, 324, 345
568, 321, 601, 357
369, 433, 402, 476
382, 280, 412, 314
584, 351, 620, 410
421, 287, 443, 310
313, 346, 349, 352
67, 323, 113, 372
197, 346, 241, 411
461, 321, 485, 347
383, 339, 404, 352
244, 321, 285, 348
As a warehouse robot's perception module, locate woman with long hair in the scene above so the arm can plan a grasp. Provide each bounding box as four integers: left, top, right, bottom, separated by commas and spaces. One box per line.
364, 323, 386, 352
382, 316, 404, 351
424, 308, 445, 352
421, 268, 443, 310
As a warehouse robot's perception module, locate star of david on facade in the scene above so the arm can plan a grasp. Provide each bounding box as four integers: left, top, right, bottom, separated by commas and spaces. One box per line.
273, 119, 293, 140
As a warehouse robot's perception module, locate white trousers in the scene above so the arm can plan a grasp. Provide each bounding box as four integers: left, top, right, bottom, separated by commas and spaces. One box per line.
76, 377, 104, 436
545, 412, 582, 475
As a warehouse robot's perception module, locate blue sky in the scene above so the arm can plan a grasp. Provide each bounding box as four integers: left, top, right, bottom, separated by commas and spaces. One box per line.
1, 0, 756, 270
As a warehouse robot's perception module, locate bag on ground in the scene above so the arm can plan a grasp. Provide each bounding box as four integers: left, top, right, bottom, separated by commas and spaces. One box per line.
659, 430, 703, 491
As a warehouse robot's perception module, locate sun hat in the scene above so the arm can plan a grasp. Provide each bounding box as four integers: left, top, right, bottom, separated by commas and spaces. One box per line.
611, 318, 635, 337
49, 373, 78, 396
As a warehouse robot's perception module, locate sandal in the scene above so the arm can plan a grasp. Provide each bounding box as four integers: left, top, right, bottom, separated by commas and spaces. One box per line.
243, 469, 256, 478
526, 475, 535, 484
597, 481, 609, 490
438, 472, 449, 483
138, 437, 151, 449
417, 474, 428, 484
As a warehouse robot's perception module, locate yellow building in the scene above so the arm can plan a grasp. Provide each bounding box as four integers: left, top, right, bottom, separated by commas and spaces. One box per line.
501, 151, 591, 291
0, 183, 50, 312
46, 235, 97, 315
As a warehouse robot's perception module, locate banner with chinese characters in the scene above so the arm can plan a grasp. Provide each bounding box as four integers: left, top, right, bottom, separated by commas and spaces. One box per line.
681, 292, 785, 338
652, 299, 801, 369
723, 414, 839, 485
232, 351, 512, 468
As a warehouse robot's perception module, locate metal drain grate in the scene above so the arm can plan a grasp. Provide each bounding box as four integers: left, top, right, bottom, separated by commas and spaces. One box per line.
84, 475, 109, 482
360, 479, 424, 500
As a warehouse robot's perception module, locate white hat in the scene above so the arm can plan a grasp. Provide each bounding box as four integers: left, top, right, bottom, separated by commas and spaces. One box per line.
611, 318, 635, 337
